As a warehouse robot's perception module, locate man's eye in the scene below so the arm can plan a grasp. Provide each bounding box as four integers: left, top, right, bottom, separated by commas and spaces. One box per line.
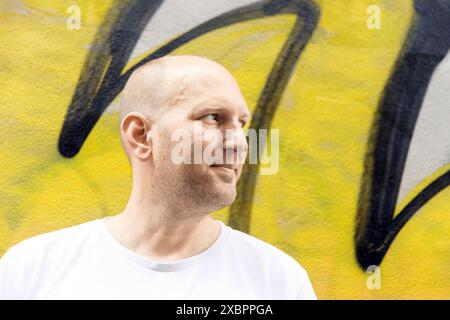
203, 113, 219, 122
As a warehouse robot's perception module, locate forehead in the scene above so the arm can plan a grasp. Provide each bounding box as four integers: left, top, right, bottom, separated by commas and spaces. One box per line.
168, 66, 249, 114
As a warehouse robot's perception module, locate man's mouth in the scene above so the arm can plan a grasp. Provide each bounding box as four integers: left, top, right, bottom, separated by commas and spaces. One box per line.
210, 163, 237, 176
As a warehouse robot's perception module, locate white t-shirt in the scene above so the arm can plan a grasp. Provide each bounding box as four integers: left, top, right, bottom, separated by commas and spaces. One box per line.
0, 217, 317, 300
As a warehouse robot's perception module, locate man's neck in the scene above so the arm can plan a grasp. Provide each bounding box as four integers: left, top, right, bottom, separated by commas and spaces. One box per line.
104, 201, 221, 262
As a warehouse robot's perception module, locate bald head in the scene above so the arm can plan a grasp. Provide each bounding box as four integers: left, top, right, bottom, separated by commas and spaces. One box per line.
117, 54, 250, 213
118, 54, 250, 173
118, 55, 238, 125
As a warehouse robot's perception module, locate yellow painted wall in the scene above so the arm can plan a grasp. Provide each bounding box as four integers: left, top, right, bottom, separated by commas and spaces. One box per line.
1, 0, 449, 299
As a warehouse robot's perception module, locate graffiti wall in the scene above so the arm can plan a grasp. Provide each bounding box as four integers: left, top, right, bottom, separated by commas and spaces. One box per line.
1, 0, 450, 299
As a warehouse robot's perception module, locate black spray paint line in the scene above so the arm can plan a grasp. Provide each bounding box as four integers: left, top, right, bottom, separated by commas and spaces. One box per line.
58, 0, 320, 233
355, 0, 450, 269
59, 0, 164, 158
58, 0, 319, 158
228, 1, 320, 232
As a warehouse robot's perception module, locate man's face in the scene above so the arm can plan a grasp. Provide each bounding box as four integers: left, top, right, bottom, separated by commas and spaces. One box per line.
151, 66, 251, 213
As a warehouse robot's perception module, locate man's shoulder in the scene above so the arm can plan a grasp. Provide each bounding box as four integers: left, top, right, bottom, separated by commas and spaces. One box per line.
226, 226, 308, 276
225, 226, 316, 299
0, 219, 100, 299
2, 218, 99, 262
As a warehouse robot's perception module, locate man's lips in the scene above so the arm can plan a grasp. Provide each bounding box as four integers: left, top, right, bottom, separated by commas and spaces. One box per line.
211, 163, 236, 170
210, 164, 237, 176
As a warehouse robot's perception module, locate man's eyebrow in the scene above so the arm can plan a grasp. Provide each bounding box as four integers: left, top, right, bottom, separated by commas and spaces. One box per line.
191, 104, 224, 114
190, 100, 252, 120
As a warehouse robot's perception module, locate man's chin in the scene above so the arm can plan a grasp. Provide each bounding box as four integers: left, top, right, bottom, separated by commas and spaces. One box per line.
205, 185, 237, 210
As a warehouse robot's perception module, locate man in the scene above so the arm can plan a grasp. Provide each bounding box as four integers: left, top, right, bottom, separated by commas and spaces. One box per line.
0, 55, 316, 300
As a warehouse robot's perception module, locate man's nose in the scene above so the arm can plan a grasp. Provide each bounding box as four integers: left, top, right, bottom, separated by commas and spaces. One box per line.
223, 127, 248, 163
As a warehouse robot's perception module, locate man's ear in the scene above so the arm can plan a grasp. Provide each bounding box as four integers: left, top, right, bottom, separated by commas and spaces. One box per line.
120, 112, 153, 161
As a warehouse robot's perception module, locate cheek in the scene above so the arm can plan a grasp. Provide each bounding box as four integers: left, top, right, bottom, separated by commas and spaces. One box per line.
153, 131, 175, 166
201, 129, 222, 146
200, 129, 223, 160
158, 122, 224, 167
